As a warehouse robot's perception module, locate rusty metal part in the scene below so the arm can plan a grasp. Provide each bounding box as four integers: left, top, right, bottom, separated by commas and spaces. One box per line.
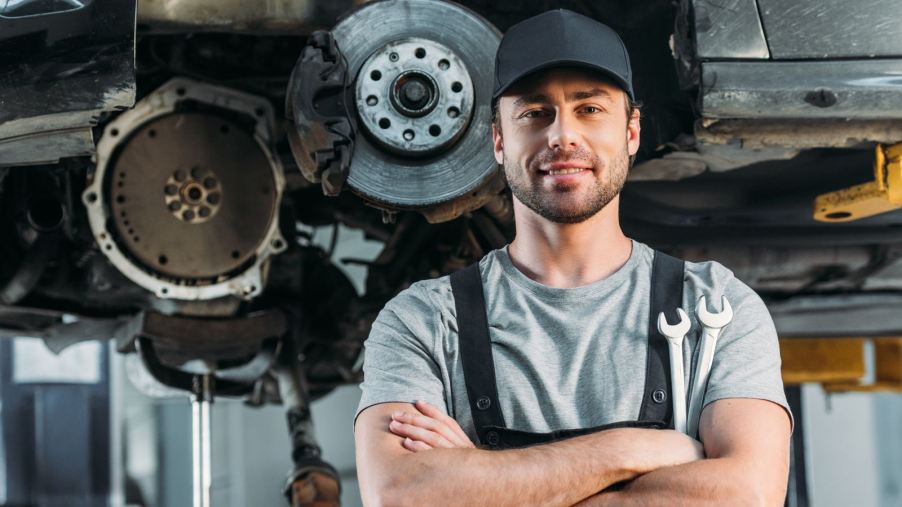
415, 169, 507, 224
288, 471, 341, 507
355, 37, 474, 156
0, 0, 135, 166
83, 78, 287, 300
140, 310, 287, 359
163, 166, 223, 225
814, 143, 902, 222
110, 112, 278, 279
0, 304, 142, 354
134, 309, 287, 399
275, 337, 342, 506
286, 30, 355, 196
136, 0, 367, 34
288, 0, 501, 223
480, 180, 514, 227
696, 119, 902, 150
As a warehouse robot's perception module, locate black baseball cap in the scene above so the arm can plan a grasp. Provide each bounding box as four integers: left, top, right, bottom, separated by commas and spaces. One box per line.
492, 9, 634, 101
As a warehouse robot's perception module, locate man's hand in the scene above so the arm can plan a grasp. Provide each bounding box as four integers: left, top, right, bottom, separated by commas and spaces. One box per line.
388, 399, 476, 451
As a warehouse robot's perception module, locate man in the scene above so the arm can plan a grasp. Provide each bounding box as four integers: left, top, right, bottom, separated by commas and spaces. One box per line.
354, 9, 792, 507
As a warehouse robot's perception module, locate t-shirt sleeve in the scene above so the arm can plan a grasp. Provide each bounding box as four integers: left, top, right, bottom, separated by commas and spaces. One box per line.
701, 275, 795, 433
353, 281, 446, 430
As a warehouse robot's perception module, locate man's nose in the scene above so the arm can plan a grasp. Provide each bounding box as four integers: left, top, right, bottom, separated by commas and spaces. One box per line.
547, 112, 580, 151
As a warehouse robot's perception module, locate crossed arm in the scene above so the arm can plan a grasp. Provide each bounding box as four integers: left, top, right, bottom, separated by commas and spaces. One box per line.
354, 397, 791, 507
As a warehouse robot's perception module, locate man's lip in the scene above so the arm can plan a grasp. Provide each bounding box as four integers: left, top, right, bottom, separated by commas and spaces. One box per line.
539, 162, 593, 172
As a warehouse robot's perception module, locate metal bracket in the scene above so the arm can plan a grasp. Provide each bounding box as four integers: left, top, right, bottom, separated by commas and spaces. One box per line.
287, 30, 356, 197
814, 143, 902, 222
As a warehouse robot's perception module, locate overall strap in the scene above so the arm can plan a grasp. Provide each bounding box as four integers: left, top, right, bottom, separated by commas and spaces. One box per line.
450, 263, 506, 444
638, 250, 685, 426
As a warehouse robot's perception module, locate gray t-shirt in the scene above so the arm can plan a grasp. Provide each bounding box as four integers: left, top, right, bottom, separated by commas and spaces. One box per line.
355, 239, 792, 441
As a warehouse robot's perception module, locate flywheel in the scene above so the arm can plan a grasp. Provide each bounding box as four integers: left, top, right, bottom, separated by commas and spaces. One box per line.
84, 78, 287, 300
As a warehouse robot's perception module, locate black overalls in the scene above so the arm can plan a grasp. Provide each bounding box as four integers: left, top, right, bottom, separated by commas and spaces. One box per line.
449, 250, 685, 450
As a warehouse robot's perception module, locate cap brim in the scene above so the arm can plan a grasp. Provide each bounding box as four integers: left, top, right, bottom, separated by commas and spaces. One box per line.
493, 59, 633, 101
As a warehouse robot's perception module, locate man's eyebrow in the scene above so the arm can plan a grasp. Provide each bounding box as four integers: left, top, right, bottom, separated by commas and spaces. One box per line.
567, 88, 614, 102
512, 94, 551, 109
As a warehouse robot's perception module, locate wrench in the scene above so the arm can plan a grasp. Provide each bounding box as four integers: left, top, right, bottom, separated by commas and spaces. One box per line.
687, 295, 733, 438
657, 308, 691, 434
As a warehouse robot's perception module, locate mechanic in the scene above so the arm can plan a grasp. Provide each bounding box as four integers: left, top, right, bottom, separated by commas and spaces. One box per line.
354, 9, 793, 507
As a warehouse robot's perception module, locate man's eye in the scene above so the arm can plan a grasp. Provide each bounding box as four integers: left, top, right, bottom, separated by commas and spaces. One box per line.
522, 110, 544, 118
582, 106, 600, 114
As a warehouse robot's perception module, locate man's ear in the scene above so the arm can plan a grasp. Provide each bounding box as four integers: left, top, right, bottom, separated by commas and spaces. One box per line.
627, 108, 641, 157
492, 123, 504, 165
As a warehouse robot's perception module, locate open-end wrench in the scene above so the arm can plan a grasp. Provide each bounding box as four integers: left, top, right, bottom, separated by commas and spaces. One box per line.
657, 308, 691, 435
687, 295, 733, 438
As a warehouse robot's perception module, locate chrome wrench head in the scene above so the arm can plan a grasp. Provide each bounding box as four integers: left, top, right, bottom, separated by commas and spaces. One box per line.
657, 307, 691, 342
695, 295, 733, 329
657, 307, 691, 434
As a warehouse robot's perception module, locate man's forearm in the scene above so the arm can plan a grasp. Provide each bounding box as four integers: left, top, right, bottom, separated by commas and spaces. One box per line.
377, 430, 643, 507
572, 457, 786, 507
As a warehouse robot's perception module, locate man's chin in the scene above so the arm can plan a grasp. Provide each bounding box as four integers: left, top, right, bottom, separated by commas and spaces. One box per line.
532, 203, 600, 224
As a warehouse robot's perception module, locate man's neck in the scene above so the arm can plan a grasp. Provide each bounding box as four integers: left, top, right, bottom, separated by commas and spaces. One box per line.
507, 196, 632, 289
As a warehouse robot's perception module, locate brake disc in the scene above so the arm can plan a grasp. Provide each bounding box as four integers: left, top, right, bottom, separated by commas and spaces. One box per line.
291, 0, 501, 211
84, 78, 287, 300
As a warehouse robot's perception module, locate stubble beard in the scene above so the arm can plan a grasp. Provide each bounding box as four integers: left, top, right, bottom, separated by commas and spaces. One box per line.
503, 141, 630, 224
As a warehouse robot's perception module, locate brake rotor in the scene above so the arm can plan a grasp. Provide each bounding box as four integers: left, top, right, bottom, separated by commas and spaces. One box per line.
313, 0, 500, 208
108, 112, 277, 280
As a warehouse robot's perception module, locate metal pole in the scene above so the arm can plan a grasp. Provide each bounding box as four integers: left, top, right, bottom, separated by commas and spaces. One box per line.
192, 374, 213, 507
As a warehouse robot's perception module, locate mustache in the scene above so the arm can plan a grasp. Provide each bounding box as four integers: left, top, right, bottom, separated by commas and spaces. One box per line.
531, 147, 599, 169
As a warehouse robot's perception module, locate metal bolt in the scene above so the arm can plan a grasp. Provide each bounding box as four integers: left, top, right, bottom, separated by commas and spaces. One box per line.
402, 80, 428, 105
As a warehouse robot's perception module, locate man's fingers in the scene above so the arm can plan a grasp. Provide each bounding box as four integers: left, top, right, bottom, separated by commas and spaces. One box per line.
415, 400, 475, 448
393, 409, 470, 448
402, 437, 432, 452
389, 420, 455, 448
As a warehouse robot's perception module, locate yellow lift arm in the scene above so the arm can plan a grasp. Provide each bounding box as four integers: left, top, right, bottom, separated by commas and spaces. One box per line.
780, 337, 902, 392
814, 143, 902, 222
